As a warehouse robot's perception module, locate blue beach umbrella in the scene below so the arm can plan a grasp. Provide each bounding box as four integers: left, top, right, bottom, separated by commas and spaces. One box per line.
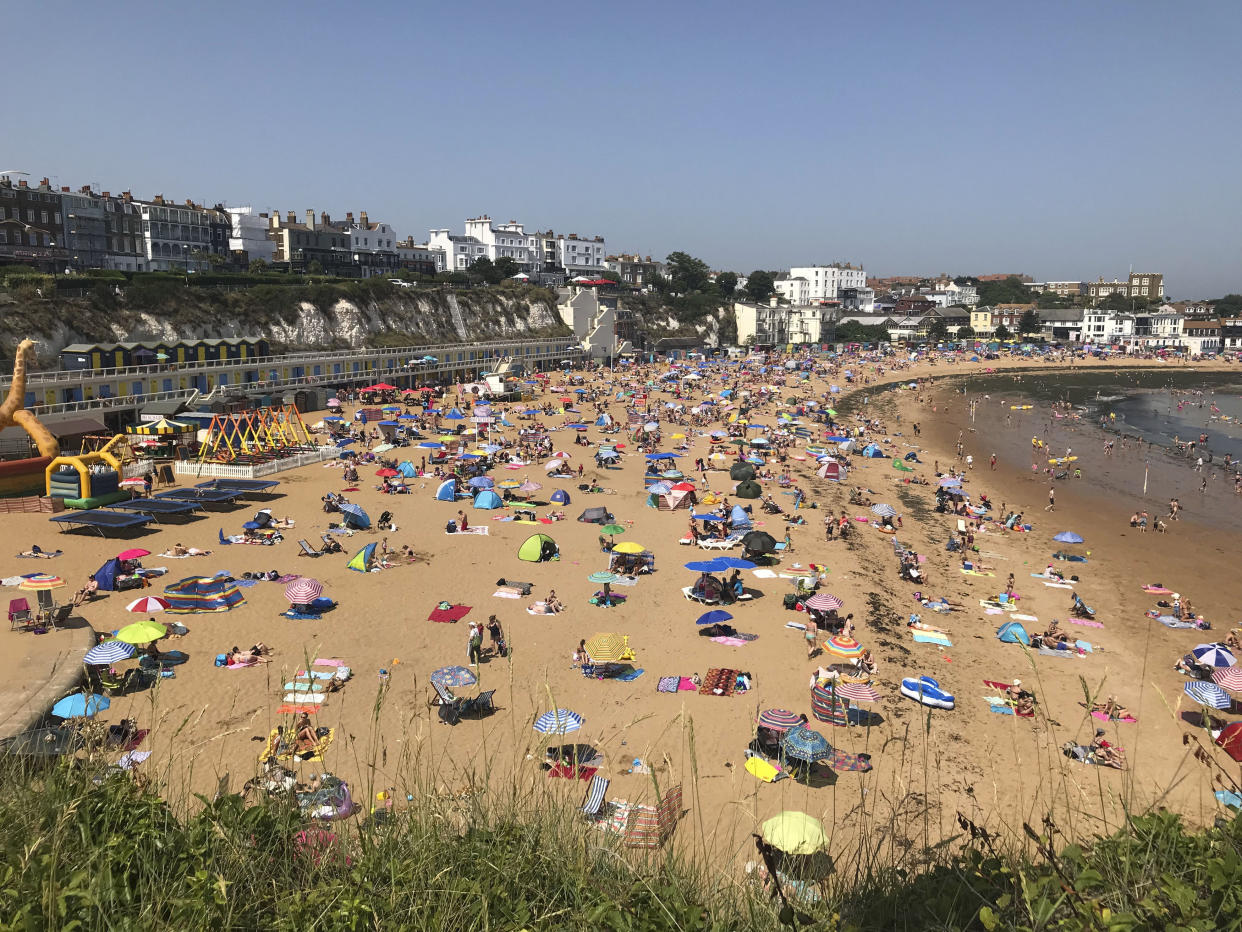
1053, 532, 1084, 544
534, 709, 584, 734
715, 557, 757, 570
696, 610, 734, 626
1193, 644, 1237, 668
685, 559, 729, 572
83, 641, 136, 665
418, 441, 444, 449
647, 482, 673, 495
52, 693, 110, 719
431, 665, 478, 688
468, 476, 494, 489
780, 725, 834, 763
1184, 681, 1233, 709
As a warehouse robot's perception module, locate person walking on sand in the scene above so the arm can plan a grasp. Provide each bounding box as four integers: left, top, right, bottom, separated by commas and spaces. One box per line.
990, 453, 997, 471
1046, 487, 1055, 511
804, 625, 818, 660
467, 622, 484, 665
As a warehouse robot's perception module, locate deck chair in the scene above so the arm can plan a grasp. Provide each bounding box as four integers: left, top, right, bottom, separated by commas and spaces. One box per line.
8, 598, 32, 630
36, 589, 54, 612
218, 528, 232, 546
297, 539, 322, 558
47, 604, 71, 630
581, 775, 609, 820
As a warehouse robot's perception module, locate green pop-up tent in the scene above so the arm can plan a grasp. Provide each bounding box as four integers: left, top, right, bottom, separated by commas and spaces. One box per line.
518, 534, 559, 563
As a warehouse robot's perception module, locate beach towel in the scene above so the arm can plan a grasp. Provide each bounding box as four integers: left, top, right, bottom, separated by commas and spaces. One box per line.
1157, 617, 1200, 629
711, 636, 749, 646
1013, 614, 1039, 623
492, 588, 523, 599
785, 621, 808, 630
429, 604, 471, 623
614, 667, 645, 682
159, 552, 192, 558
657, 676, 680, 693
117, 750, 152, 770
699, 668, 739, 696
1142, 586, 1173, 594
260, 727, 335, 764
678, 677, 698, 691
547, 763, 598, 781
282, 610, 322, 620
284, 681, 326, 692
961, 569, 995, 577
277, 704, 321, 715
449, 526, 489, 535
283, 692, 326, 703
226, 660, 258, 669
990, 704, 1015, 715
751, 569, 778, 579
1070, 618, 1104, 628
313, 658, 344, 667
1044, 582, 1074, 589
296, 670, 336, 680
745, 755, 783, 783
609, 575, 639, 587
913, 631, 952, 647
1090, 710, 1138, 724
1038, 646, 1081, 659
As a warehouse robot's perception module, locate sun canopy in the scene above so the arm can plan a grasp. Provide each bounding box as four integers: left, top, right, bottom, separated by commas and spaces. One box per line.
163, 576, 246, 614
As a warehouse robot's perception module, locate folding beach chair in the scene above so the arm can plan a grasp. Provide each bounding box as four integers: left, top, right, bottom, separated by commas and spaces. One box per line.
297, 539, 322, 558
8, 598, 31, 631
581, 775, 609, 820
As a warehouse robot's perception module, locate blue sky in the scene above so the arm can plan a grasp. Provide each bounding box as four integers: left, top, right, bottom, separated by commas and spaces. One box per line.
8, 0, 1240, 296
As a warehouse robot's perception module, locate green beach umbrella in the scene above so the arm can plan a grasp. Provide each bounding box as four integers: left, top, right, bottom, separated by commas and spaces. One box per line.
601, 524, 625, 536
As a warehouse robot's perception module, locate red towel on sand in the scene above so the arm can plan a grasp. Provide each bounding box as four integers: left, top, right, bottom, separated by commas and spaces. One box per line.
429, 604, 472, 623
546, 764, 598, 781
277, 705, 320, 715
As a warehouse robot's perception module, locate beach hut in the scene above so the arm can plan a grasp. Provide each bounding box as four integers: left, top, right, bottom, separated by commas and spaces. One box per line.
996, 621, 1030, 645
434, 479, 458, 502
550, 488, 571, 504
518, 534, 560, 563
734, 479, 762, 500
346, 542, 378, 573
162, 576, 246, 614
473, 489, 503, 509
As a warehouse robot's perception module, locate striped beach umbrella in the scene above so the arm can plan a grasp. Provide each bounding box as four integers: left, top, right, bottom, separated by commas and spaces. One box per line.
870, 503, 897, 518
1184, 681, 1233, 709
533, 709, 583, 735
285, 578, 324, 604
1211, 668, 1242, 692
1193, 644, 1237, 668
810, 682, 850, 726
834, 681, 881, 702
757, 709, 805, 732
125, 596, 170, 613
84, 641, 137, 665
19, 574, 65, 591
805, 592, 844, 612
823, 636, 864, 659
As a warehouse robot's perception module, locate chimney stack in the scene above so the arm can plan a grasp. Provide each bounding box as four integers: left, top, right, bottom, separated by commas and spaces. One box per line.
18, 179, 27, 188
185, 199, 194, 207
153, 194, 165, 205
345, 212, 354, 224
61, 186, 69, 192
359, 210, 369, 226
286, 210, 296, 224
320, 211, 329, 227
306, 209, 316, 230
122, 191, 132, 202
102, 192, 110, 198
39, 177, 50, 188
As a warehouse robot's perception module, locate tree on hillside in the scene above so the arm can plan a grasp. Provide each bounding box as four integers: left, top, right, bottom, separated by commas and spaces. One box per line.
978, 276, 1033, 305
600, 269, 621, 284
493, 256, 520, 280
649, 272, 671, 295
745, 270, 775, 303
994, 323, 1013, 341
1210, 294, 1242, 315
954, 276, 980, 287
249, 258, 268, 274
1099, 292, 1150, 312
956, 324, 975, 339
469, 256, 502, 285
1036, 290, 1071, 309
715, 271, 738, 297
926, 318, 949, 342
666, 252, 712, 294
1018, 309, 1043, 335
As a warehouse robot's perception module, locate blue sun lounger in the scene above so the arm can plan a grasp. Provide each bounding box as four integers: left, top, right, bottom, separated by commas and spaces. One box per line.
107, 498, 202, 521
49, 510, 153, 536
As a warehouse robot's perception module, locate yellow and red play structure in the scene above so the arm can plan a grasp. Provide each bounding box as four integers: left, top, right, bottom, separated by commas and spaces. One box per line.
0, 340, 60, 498
197, 405, 312, 464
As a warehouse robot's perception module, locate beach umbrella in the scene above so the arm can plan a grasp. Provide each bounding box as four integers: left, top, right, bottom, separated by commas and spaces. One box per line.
1053, 531, 1084, 544
83, 641, 136, 665
1193, 644, 1237, 668
19, 575, 65, 591
120, 477, 147, 488
587, 571, 619, 584
1184, 681, 1233, 709
115, 621, 167, 645
117, 548, 151, 560
937, 477, 962, 488
285, 578, 324, 604
612, 541, 644, 554
834, 681, 881, 702
823, 636, 864, 659
418, 441, 444, 449
1211, 668, 1242, 692
647, 481, 673, 495
715, 557, 757, 570
431, 665, 477, 688
543, 459, 565, 472
601, 524, 626, 536
696, 609, 734, 626
780, 725, 834, 763
375, 467, 399, 478
52, 693, 110, 719
584, 632, 631, 662
518, 480, 542, 493
805, 592, 844, 612
757, 709, 805, 732
741, 531, 776, 555
684, 559, 728, 573
760, 811, 827, 856
467, 476, 494, 489
870, 503, 897, 518
327, 398, 341, 406
125, 596, 170, 613
533, 709, 583, 734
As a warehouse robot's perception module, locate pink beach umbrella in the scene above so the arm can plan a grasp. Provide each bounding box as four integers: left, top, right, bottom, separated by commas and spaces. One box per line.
805, 592, 844, 612
285, 578, 325, 604
833, 681, 881, 702
1212, 668, 1242, 693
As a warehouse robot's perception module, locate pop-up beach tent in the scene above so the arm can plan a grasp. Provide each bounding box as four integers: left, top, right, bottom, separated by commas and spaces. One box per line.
734, 479, 762, 500
163, 576, 246, 614
996, 622, 1030, 645
518, 534, 560, 562
92, 557, 122, 591
473, 489, 503, 509
435, 479, 458, 502
817, 461, 846, 481
579, 506, 612, 524
398, 461, 417, 478
550, 488, 571, 504
347, 542, 378, 573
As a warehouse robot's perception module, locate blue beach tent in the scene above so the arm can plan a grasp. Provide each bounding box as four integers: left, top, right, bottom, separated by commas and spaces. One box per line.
473, 489, 503, 509
435, 479, 458, 502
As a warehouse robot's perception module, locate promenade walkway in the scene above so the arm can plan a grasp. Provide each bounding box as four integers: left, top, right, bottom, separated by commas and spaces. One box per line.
0, 616, 94, 741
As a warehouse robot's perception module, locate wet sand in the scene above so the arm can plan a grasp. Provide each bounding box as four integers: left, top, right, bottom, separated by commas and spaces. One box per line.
2, 352, 1236, 871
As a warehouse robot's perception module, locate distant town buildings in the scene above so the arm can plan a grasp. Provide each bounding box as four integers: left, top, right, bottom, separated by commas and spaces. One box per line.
226, 207, 275, 264
428, 214, 607, 281
604, 254, 666, 289
1085, 272, 1164, 305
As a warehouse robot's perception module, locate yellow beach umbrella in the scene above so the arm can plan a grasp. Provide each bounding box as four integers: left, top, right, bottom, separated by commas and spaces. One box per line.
19, 575, 66, 591
760, 811, 827, 855
115, 621, 167, 645
612, 541, 645, 554
584, 632, 635, 663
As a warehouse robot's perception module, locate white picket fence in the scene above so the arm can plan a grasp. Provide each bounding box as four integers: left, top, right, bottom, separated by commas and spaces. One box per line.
173, 447, 338, 480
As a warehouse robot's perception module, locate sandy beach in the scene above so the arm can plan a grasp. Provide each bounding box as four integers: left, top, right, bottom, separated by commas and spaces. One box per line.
3, 351, 1238, 872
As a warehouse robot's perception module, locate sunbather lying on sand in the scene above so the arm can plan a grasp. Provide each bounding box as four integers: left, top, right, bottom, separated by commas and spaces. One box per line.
18, 545, 61, 558
228, 644, 272, 665
168, 543, 211, 557
1091, 696, 1132, 720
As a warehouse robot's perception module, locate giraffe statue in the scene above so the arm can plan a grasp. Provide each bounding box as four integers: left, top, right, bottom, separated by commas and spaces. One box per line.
0, 339, 59, 459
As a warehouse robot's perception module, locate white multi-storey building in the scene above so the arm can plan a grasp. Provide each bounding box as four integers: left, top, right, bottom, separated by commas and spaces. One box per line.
226, 207, 275, 264
136, 195, 216, 272
558, 233, 607, 277
774, 274, 810, 306
775, 264, 866, 304
430, 215, 605, 277
463, 215, 537, 269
